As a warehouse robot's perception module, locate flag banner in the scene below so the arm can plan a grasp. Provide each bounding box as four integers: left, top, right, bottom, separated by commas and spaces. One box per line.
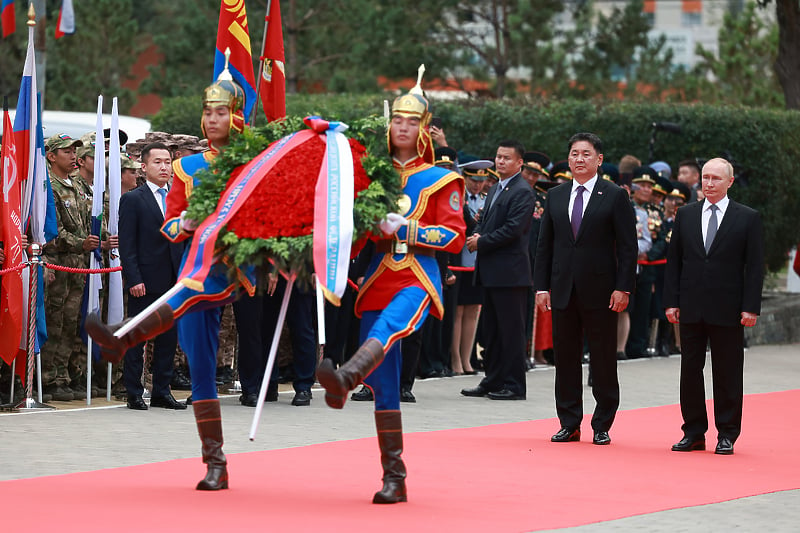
214, 0, 257, 122
80, 96, 105, 358
312, 118, 354, 305
1, 0, 14, 38
106, 98, 123, 324
1, 104, 24, 366
260, 0, 286, 122
54, 0, 75, 39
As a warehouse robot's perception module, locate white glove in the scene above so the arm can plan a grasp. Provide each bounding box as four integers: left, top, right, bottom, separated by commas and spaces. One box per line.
180, 210, 199, 233
379, 213, 409, 236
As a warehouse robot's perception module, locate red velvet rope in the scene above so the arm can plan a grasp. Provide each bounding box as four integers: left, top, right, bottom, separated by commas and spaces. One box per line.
0, 263, 28, 276
44, 263, 122, 274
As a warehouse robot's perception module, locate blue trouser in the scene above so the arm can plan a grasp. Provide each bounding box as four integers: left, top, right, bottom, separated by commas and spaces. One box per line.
362, 286, 430, 411
166, 261, 254, 401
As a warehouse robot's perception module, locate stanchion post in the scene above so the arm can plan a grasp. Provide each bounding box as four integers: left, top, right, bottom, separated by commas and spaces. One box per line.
16, 243, 54, 411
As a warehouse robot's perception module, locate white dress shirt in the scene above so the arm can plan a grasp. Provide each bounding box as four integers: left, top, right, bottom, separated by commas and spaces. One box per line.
145, 180, 169, 216
701, 196, 729, 243
568, 175, 597, 222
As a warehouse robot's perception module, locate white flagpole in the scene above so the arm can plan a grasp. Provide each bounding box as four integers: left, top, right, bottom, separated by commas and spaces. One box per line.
315, 275, 325, 346
249, 273, 295, 441
106, 97, 123, 401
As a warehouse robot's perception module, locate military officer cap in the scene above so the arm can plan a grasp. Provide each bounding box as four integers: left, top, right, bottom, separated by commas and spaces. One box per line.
631, 166, 657, 185
550, 160, 572, 181
45, 133, 83, 152
458, 159, 495, 181
600, 162, 619, 184
522, 151, 551, 177
535, 179, 559, 194
669, 181, 691, 201
652, 175, 673, 196
434, 147, 458, 167
103, 128, 129, 147
649, 161, 672, 180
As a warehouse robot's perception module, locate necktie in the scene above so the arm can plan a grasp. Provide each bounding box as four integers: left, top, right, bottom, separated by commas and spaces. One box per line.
157, 188, 167, 215
705, 204, 718, 253
469, 194, 477, 201
571, 185, 586, 238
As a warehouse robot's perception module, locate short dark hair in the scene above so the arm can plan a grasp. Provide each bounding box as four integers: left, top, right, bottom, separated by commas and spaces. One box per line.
678, 159, 701, 174
497, 139, 525, 159
141, 142, 171, 164
567, 132, 603, 154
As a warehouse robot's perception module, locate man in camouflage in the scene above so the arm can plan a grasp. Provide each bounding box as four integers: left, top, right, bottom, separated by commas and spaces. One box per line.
41, 133, 97, 401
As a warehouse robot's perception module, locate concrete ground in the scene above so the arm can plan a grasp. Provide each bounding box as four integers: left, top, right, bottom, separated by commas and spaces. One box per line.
1, 344, 798, 531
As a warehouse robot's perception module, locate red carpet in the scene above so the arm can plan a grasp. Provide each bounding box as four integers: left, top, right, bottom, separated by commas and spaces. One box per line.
2, 391, 799, 532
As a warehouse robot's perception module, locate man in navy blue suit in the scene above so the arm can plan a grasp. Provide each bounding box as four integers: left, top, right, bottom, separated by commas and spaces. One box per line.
118, 142, 186, 410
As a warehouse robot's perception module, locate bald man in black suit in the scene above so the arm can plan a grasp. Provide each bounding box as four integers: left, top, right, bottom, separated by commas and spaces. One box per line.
664, 157, 763, 456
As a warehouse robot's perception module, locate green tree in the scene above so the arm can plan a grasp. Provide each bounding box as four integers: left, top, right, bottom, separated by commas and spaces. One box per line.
45, 0, 140, 112
693, 2, 783, 108
758, 0, 800, 109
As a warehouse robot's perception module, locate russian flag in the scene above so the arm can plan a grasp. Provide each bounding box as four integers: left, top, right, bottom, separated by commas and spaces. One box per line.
1, 0, 15, 39
13, 19, 58, 371
54, 0, 75, 39
213, 0, 257, 123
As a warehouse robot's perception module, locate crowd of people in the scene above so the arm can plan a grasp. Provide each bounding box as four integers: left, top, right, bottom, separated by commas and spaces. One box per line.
0, 62, 766, 499
0, 119, 742, 409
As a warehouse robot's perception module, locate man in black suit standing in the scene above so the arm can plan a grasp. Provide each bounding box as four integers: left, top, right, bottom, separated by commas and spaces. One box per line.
664, 157, 763, 455
534, 132, 637, 445
118, 142, 186, 410
461, 140, 535, 400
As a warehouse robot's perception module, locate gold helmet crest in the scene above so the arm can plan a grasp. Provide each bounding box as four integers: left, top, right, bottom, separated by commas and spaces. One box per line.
388, 64, 435, 164
202, 48, 246, 136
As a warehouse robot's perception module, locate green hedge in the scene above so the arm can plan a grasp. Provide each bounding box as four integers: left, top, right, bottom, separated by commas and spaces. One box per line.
152, 95, 800, 271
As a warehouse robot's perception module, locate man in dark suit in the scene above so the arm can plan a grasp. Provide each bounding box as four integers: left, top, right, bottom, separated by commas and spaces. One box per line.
664, 157, 763, 456
118, 142, 186, 410
534, 132, 637, 445
461, 140, 535, 401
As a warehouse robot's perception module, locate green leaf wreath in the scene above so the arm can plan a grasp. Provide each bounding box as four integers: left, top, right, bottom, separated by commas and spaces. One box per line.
184, 115, 401, 280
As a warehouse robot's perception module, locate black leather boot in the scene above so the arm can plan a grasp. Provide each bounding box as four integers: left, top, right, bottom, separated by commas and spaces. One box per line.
372, 410, 407, 504
317, 338, 384, 409
85, 304, 175, 364
193, 399, 228, 491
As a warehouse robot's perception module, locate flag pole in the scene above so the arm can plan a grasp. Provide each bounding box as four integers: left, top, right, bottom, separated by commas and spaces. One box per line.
249, 272, 294, 441
15, 244, 53, 411
250, 0, 272, 127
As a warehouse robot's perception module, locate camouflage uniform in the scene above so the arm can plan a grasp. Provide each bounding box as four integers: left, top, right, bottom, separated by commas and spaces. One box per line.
42, 161, 91, 393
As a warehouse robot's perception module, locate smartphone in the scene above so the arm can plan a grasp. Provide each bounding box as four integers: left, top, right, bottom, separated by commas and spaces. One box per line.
431, 116, 443, 129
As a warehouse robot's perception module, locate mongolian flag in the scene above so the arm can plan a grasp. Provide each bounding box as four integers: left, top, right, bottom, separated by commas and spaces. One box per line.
1, 0, 14, 38
260, 0, 286, 123
13, 18, 58, 380
54, 0, 75, 39
214, 0, 257, 123
0, 101, 24, 368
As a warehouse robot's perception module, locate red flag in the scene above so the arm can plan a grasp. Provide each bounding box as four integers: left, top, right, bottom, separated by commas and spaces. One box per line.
1, 0, 15, 38
54, 0, 75, 39
1, 106, 25, 367
260, 0, 286, 122
214, 0, 257, 122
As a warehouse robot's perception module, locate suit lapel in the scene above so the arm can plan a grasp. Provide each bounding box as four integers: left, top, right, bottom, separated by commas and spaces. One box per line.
141, 184, 165, 222
708, 200, 737, 254
689, 201, 705, 253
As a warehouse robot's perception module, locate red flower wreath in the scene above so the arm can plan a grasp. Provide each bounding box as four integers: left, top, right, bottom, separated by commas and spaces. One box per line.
224, 136, 371, 240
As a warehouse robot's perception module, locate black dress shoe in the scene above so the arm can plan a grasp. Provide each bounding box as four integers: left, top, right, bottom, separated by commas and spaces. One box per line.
487, 389, 526, 400
291, 390, 312, 406
351, 385, 374, 401
171, 369, 192, 391
460, 385, 489, 397
715, 437, 734, 455
240, 392, 258, 407
150, 393, 187, 410
400, 388, 416, 403
593, 430, 611, 445
551, 427, 580, 442
462, 370, 478, 375
127, 395, 148, 410
671, 436, 706, 452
